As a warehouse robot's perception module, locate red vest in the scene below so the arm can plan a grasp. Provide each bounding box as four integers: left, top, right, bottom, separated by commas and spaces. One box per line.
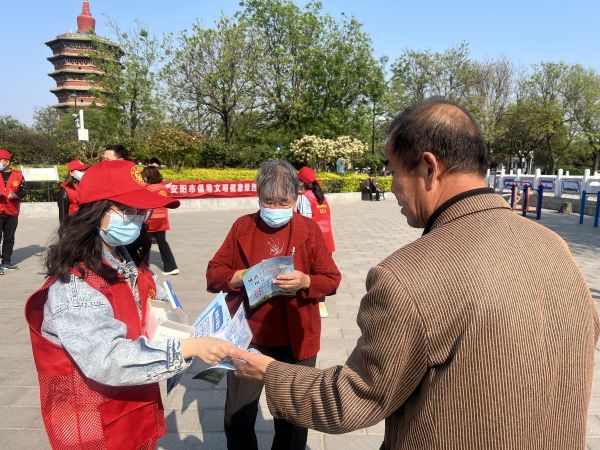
25, 264, 166, 450
145, 184, 170, 232
304, 190, 335, 253
0, 170, 23, 216
61, 182, 80, 216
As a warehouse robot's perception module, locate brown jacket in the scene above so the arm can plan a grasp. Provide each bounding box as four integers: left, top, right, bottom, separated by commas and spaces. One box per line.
264, 192, 599, 449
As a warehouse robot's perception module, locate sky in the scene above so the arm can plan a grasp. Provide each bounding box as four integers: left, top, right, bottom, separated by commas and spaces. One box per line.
1, 0, 598, 126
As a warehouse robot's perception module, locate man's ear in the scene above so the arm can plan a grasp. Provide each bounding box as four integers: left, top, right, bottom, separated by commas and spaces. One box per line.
420, 152, 441, 188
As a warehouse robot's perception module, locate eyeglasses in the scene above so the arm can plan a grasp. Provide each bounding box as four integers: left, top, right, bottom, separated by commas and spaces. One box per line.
108, 207, 152, 224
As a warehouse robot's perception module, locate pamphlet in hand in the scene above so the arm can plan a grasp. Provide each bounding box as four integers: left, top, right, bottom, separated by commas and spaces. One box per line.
243, 256, 295, 309
192, 292, 231, 338
193, 302, 253, 385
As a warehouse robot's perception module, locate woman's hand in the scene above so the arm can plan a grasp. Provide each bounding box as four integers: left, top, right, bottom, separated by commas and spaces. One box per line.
228, 270, 246, 289
181, 337, 235, 365
273, 270, 310, 292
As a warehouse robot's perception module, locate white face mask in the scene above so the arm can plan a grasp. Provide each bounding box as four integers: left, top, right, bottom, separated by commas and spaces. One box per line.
72, 170, 84, 181
0, 163, 6, 171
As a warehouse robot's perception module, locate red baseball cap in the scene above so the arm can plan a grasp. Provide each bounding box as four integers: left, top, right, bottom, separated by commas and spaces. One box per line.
297, 167, 316, 184
79, 160, 180, 209
67, 160, 89, 171
0, 149, 11, 160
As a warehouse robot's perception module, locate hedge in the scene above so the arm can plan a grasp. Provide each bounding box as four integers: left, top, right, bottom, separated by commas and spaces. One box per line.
23, 166, 391, 201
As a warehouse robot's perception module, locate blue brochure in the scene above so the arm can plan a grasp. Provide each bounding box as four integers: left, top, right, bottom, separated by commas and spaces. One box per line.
242, 256, 295, 309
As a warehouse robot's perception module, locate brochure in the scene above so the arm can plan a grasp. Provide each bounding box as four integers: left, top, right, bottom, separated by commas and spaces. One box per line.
192, 292, 230, 338
242, 256, 295, 309
193, 303, 253, 385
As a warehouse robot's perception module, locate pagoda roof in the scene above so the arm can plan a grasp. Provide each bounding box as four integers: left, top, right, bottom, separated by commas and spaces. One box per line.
50, 86, 106, 94
45, 32, 118, 48
48, 68, 103, 76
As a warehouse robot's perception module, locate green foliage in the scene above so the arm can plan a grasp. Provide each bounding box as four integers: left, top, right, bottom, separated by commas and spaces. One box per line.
148, 126, 203, 169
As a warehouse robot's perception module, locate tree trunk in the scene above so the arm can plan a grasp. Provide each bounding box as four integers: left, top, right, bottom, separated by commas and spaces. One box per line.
594, 151, 600, 173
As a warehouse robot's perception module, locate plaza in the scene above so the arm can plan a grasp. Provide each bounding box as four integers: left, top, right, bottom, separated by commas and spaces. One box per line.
0, 198, 599, 449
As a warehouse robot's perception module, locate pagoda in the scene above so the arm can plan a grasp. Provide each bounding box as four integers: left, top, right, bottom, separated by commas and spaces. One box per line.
45, 0, 119, 110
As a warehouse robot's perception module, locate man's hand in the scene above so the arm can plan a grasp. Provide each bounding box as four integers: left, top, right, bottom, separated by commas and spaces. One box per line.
273, 270, 310, 292
231, 348, 275, 382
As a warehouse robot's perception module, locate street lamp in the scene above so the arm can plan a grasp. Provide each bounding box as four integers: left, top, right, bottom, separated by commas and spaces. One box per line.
69, 92, 78, 109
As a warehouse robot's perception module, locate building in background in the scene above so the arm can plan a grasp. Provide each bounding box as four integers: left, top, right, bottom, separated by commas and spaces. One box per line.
45, 0, 119, 110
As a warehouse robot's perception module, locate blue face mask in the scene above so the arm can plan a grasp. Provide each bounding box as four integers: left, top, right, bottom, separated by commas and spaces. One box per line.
72, 170, 84, 181
259, 206, 293, 228
99, 213, 143, 247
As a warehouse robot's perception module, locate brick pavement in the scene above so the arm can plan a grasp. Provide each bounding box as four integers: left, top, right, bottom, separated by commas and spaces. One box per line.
0, 200, 598, 449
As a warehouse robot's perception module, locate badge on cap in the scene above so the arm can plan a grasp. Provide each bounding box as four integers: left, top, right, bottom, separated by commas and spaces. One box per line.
158, 190, 168, 197
131, 167, 146, 186
12, 181, 18, 187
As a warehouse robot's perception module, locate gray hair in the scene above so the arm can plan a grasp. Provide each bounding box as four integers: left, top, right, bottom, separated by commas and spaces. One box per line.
256, 160, 299, 202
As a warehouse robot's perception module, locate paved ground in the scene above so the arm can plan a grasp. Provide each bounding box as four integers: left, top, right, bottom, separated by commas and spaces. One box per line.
0, 199, 599, 449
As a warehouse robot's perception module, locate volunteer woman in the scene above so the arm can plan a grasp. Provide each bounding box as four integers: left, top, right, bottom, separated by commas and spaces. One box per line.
141, 165, 179, 275
57, 159, 88, 224
296, 166, 336, 318
25, 160, 232, 449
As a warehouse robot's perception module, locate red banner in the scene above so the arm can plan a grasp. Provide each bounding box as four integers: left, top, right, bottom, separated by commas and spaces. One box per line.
164, 180, 257, 199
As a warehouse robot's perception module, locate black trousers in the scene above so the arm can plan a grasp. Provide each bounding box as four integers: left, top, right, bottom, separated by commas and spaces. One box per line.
224, 345, 317, 450
148, 231, 178, 272
0, 214, 18, 265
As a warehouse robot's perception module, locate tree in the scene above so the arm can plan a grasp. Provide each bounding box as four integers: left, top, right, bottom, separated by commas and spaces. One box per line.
0, 116, 26, 133
469, 57, 516, 156
32, 106, 62, 135
566, 66, 600, 171
240, 0, 324, 134
302, 14, 386, 140
163, 16, 258, 143
148, 126, 203, 169
389, 43, 479, 109
91, 20, 166, 139
521, 62, 584, 173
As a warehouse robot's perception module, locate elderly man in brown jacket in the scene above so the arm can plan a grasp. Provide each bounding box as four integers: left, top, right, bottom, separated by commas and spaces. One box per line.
232, 97, 599, 449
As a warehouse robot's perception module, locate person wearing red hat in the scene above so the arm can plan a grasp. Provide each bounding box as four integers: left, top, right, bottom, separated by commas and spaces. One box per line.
0, 148, 26, 274
141, 165, 179, 275
57, 159, 89, 224
25, 160, 233, 449
296, 166, 335, 318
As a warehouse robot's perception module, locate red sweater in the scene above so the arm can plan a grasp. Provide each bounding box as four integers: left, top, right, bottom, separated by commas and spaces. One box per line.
206, 212, 341, 360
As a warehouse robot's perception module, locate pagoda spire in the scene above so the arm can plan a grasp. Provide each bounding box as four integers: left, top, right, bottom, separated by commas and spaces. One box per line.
77, 0, 96, 33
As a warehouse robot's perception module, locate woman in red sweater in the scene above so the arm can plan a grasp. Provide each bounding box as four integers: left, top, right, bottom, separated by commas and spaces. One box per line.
206, 160, 341, 450
141, 166, 179, 275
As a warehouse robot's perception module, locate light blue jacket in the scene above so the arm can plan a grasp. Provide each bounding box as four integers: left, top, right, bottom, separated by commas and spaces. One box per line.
41, 247, 189, 387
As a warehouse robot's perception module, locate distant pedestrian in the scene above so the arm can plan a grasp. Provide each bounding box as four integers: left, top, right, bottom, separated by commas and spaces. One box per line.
0, 148, 26, 274
296, 166, 336, 318
147, 157, 161, 167
57, 159, 88, 224
141, 166, 179, 275
102, 144, 131, 161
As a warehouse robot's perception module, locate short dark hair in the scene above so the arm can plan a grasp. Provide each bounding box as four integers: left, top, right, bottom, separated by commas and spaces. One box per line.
148, 157, 161, 166
105, 144, 131, 161
141, 166, 163, 184
387, 97, 488, 176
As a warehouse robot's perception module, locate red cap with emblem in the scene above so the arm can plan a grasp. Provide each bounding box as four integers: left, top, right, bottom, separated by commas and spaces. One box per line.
67, 160, 89, 172
297, 166, 317, 184
79, 160, 180, 209
0, 149, 11, 160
